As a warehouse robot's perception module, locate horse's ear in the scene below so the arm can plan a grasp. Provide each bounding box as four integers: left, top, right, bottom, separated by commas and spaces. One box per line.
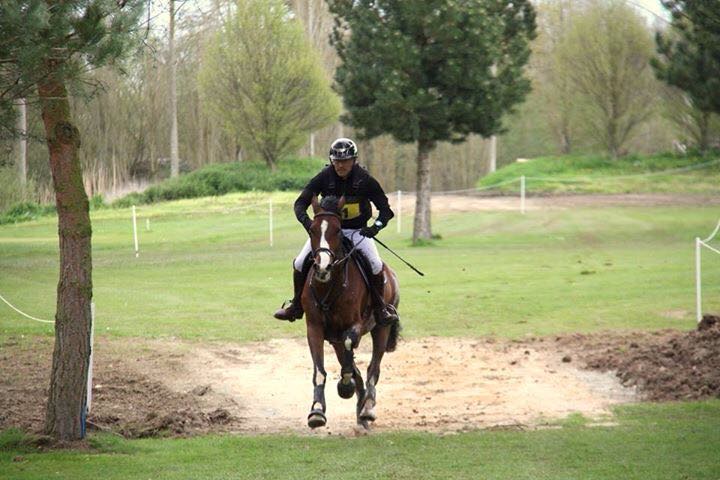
311, 195, 320, 215
337, 196, 346, 211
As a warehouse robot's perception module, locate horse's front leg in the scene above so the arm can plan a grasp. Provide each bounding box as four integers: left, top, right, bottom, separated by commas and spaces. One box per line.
332, 342, 367, 423
360, 326, 390, 424
307, 320, 327, 429
336, 329, 360, 399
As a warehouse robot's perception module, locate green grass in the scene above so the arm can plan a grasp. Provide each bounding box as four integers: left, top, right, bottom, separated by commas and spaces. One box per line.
2, 192, 720, 477
478, 153, 720, 194
1, 191, 719, 341
2, 401, 719, 479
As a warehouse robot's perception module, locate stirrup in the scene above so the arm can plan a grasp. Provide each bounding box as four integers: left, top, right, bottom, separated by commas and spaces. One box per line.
274, 299, 302, 322
376, 304, 399, 326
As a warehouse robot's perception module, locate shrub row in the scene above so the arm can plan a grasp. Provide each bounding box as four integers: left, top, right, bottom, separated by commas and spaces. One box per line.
113, 157, 324, 207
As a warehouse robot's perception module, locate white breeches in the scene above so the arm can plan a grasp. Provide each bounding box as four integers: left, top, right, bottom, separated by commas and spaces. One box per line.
294, 228, 383, 275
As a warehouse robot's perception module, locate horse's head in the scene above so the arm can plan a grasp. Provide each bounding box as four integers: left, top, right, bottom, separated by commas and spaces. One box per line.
309, 195, 346, 283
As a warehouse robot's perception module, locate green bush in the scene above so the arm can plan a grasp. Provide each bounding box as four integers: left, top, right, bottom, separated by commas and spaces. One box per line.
113, 157, 324, 207
0, 201, 55, 225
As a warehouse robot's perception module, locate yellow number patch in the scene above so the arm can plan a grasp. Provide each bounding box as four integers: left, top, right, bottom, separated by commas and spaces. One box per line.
341, 202, 361, 220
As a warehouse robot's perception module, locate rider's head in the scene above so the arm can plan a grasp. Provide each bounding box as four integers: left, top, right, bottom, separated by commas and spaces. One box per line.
328, 138, 357, 179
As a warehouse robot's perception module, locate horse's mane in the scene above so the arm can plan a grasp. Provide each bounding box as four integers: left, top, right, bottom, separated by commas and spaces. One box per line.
320, 195, 341, 214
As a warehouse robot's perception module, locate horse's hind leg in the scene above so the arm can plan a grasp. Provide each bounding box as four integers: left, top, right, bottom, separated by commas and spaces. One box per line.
306, 321, 327, 429
360, 326, 389, 424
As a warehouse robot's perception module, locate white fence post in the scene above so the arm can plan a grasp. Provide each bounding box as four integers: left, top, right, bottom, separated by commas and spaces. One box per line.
397, 190, 402, 234
269, 199, 274, 247
520, 176, 526, 215
696, 237, 702, 324
87, 301, 95, 413
132, 205, 139, 257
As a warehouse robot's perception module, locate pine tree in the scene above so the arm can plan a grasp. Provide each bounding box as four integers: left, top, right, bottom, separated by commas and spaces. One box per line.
327, 0, 536, 243
0, 0, 143, 441
652, 0, 720, 151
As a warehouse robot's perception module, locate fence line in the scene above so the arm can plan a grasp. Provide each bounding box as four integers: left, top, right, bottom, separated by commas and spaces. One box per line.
0, 291, 54, 323
695, 219, 720, 323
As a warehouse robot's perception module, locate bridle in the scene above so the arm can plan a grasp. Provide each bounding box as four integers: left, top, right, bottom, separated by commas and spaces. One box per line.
308, 210, 368, 316
310, 211, 366, 270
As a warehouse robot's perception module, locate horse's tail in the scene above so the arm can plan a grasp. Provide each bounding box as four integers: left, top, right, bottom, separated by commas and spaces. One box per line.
386, 319, 401, 353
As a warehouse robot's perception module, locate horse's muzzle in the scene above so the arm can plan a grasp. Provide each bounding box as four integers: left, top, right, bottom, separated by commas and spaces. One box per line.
313, 265, 331, 283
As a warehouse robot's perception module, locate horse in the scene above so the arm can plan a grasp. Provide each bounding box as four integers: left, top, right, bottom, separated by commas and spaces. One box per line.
302, 195, 401, 430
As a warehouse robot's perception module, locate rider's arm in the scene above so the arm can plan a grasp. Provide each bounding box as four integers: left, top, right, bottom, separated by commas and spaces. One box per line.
294, 172, 324, 231
367, 176, 394, 229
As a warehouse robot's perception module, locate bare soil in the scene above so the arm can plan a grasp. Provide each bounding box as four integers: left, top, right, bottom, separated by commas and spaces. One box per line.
554, 315, 720, 401
2, 319, 717, 438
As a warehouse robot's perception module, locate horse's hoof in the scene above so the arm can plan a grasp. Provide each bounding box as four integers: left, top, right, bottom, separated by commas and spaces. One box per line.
359, 407, 377, 423
307, 410, 327, 429
337, 376, 356, 399
359, 399, 376, 422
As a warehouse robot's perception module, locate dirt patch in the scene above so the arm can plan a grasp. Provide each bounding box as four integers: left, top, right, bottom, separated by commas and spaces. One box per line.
552, 316, 720, 401
0, 337, 238, 438
1, 324, 716, 438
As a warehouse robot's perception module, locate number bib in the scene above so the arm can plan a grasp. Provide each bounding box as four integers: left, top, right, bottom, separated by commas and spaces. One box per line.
341, 201, 361, 220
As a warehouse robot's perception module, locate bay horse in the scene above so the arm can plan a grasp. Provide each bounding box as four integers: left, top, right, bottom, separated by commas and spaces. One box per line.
303, 195, 400, 430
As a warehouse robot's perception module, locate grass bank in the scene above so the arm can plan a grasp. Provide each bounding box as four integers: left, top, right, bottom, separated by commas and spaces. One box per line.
477, 153, 720, 194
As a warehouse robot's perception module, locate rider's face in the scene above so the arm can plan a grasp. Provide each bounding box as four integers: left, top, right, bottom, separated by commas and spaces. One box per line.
332, 158, 355, 178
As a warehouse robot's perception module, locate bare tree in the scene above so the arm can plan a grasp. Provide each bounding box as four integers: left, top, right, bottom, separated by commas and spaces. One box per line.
558, 1, 657, 158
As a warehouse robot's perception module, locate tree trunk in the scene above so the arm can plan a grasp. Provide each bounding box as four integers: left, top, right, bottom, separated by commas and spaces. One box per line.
169, 0, 180, 178
698, 110, 711, 153
15, 98, 27, 192
488, 135, 497, 172
412, 139, 433, 244
38, 62, 93, 442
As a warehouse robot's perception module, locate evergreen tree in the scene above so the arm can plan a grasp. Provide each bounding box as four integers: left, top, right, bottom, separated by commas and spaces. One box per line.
0, 0, 143, 441
327, 0, 536, 243
652, 0, 720, 151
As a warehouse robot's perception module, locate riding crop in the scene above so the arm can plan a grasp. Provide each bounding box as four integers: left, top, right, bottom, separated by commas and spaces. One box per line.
373, 237, 425, 276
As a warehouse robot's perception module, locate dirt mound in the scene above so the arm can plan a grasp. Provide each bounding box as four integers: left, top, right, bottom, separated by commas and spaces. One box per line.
556, 317, 720, 401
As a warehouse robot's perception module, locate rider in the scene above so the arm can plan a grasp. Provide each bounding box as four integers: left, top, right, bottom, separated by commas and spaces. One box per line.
274, 137, 399, 325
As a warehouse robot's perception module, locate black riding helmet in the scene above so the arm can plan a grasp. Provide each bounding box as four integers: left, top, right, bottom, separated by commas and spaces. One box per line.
328, 138, 358, 161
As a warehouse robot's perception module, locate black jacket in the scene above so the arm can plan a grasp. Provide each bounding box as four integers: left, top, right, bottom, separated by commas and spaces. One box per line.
294, 164, 394, 230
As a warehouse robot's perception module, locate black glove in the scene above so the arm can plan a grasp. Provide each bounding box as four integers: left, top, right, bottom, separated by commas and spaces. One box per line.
359, 224, 380, 238
302, 217, 312, 233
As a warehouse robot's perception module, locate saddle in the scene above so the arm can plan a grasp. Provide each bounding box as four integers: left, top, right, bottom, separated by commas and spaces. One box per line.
342, 236, 373, 290
303, 237, 374, 291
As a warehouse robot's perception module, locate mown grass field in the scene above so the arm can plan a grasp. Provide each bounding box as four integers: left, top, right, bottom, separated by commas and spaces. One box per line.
2, 402, 719, 479
1, 190, 720, 478
1, 192, 718, 340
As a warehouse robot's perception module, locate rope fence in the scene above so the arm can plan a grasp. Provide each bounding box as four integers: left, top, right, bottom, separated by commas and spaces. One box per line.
0, 292, 54, 323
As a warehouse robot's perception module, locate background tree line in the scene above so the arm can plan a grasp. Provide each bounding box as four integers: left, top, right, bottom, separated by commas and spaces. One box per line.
1, 0, 718, 214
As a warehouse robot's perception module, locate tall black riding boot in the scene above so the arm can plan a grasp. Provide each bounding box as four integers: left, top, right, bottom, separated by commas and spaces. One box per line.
274, 269, 307, 322
370, 271, 399, 325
